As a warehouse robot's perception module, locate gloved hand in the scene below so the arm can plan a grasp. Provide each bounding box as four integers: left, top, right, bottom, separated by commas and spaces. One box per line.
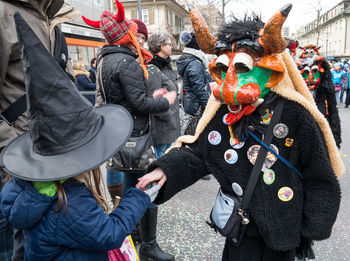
143, 182, 161, 202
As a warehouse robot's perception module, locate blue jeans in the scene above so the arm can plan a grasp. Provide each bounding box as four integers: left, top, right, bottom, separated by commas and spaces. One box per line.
154, 144, 171, 159
106, 169, 124, 185
0, 174, 13, 261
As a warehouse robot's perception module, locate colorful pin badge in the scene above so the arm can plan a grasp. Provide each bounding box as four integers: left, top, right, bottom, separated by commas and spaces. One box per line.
232, 182, 243, 196
261, 109, 273, 124
278, 187, 294, 202
273, 123, 289, 139
208, 131, 221, 145
247, 144, 279, 172
229, 137, 245, 149
263, 169, 275, 185
285, 138, 294, 147
224, 149, 238, 164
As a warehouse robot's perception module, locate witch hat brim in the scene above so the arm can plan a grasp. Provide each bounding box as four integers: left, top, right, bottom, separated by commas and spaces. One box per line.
2, 105, 133, 181
0, 13, 133, 181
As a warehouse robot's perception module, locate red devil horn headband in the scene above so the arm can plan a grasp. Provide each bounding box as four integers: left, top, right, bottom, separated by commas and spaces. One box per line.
82, 0, 125, 28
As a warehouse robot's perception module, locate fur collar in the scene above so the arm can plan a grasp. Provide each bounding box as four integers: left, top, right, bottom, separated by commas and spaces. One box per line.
183, 47, 209, 69
172, 50, 344, 177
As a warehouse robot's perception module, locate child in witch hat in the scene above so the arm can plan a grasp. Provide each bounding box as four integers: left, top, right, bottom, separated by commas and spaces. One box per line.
0, 13, 160, 261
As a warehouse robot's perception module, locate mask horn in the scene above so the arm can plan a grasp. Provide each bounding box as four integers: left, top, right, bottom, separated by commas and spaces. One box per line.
114, 0, 125, 23
82, 16, 100, 28
259, 3, 292, 54
189, 5, 217, 54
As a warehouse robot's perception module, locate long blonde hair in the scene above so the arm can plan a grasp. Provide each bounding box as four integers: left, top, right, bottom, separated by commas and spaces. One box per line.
55, 167, 110, 214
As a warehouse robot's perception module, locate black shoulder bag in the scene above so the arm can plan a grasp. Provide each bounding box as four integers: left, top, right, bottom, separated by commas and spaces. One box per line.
98, 59, 156, 173
207, 99, 285, 247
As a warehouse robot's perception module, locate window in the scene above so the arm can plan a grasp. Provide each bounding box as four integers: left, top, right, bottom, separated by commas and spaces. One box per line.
167, 9, 173, 26
142, 9, 149, 24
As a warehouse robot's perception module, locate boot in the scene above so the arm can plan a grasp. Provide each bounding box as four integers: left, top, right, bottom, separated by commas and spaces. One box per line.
108, 183, 124, 207
131, 222, 142, 244
139, 206, 175, 261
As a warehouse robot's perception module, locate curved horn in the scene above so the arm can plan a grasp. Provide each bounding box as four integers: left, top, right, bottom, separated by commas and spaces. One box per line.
114, 0, 125, 23
189, 5, 217, 54
259, 3, 292, 54
82, 16, 100, 28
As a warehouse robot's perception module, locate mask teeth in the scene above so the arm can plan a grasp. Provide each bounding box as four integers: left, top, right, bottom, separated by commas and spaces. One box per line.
251, 98, 264, 107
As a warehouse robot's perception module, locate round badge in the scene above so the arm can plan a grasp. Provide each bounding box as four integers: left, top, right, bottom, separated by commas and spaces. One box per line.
278, 187, 294, 202
222, 114, 228, 125
232, 182, 243, 196
273, 123, 289, 139
229, 137, 245, 149
224, 149, 238, 164
208, 131, 221, 145
263, 169, 275, 185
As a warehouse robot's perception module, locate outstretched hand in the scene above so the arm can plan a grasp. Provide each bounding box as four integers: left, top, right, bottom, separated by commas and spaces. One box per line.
136, 167, 167, 190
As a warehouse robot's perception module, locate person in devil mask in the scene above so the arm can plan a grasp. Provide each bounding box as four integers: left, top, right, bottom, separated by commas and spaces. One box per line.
136, 4, 342, 261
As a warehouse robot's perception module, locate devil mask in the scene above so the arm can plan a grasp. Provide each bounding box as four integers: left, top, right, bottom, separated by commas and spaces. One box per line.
189, 4, 291, 123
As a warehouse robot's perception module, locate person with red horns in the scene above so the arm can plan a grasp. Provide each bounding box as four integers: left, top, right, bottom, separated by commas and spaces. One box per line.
83, 2, 176, 261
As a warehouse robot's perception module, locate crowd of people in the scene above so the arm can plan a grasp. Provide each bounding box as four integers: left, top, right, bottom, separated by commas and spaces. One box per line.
0, 1, 344, 261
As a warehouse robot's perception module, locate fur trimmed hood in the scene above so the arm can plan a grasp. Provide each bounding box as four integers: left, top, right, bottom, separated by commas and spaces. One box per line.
173, 50, 344, 177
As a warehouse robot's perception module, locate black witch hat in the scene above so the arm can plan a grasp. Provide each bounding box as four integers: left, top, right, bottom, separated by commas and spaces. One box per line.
1, 12, 133, 181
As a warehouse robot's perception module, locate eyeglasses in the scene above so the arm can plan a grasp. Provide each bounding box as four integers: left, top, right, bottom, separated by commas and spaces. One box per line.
135, 33, 146, 42
163, 43, 173, 47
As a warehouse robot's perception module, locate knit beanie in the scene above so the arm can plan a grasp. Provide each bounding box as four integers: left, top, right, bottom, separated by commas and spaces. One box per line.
179, 31, 200, 50
131, 19, 148, 41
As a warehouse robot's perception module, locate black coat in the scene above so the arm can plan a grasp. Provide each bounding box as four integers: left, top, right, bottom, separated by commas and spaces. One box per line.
149, 55, 177, 87
149, 95, 341, 255
99, 45, 169, 135
146, 64, 180, 146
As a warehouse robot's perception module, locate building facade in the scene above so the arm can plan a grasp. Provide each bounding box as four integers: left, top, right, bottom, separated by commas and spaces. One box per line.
120, 0, 188, 54
63, 0, 111, 67
293, 0, 350, 60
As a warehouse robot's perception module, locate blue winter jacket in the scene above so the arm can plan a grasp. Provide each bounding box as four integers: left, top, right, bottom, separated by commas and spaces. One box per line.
0, 178, 150, 261
176, 53, 209, 116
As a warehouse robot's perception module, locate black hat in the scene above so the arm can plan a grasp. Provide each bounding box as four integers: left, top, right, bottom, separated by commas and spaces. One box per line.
1, 12, 133, 181
179, 31, 200, 50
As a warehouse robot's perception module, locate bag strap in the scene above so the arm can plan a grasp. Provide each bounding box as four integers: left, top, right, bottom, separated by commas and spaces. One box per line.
248, 130, 304, 180
0, 27, 73, 126
98, 58, 108, 104
239, 99, 285, 220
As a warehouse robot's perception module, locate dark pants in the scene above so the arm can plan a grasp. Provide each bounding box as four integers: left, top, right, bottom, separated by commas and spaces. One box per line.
345, 89, 350, 107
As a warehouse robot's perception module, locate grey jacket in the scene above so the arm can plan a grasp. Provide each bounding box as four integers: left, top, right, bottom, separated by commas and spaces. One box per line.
0, 0, 80, 150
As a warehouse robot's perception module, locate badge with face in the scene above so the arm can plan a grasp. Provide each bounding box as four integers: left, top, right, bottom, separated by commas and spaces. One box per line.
224, 149, 238, 164
247, 144, 279, 171
273, 123, 289, 139
229, 137, 245, 149
278, 187, 294, 202
208, 131, 222, 145
263, 169, 275, 185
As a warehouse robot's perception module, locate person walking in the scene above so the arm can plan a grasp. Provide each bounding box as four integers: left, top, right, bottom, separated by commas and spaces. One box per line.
136, 5, 342, 261
74, 60, 96, 105
0, 14, 158, 260
147, 30, 181, 158
0, 1, 79, 260
331, 62, 346, 103
89, 57, 97, 83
